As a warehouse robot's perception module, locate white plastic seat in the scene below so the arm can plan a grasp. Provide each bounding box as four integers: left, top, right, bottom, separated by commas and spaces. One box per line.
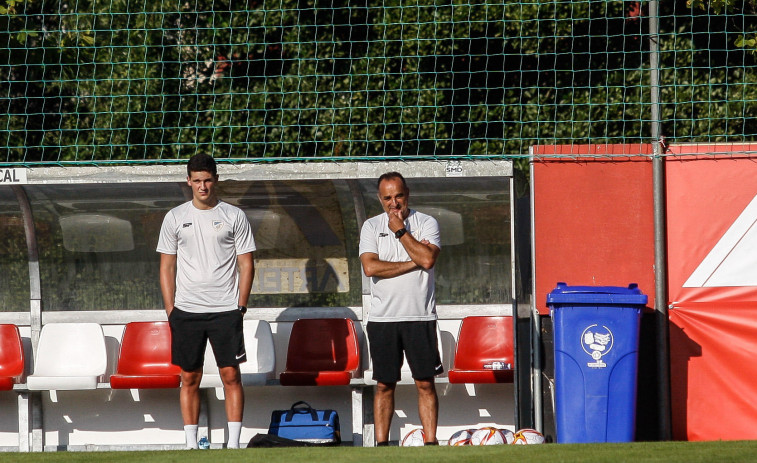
26, 323, 107, 391
200, 320, 275, 388
362, 323, 446, 385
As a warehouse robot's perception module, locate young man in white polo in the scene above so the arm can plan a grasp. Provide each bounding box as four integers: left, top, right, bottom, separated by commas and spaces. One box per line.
359, 171, 443, 445
157, 154, 255, 449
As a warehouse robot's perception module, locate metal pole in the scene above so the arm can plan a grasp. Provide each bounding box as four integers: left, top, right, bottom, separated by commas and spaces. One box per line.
11, 185, 43, 452
649, 0, 673, 441
528, 153, 543, 433
347, 179, 374, 446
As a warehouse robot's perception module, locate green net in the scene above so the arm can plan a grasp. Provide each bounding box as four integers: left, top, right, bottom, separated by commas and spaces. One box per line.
1, 0, 755, 165
659, 1, 756, 145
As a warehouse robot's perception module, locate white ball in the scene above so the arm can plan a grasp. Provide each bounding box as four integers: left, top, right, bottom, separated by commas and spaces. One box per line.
447, 428, 476, 446
500, 429, 515, 444
401, 428, 426, 447
470, 427, 508, 445
511, 428, 545, 445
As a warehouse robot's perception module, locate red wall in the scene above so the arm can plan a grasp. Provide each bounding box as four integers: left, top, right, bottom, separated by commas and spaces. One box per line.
532, 144, 656, 314
532, 143, 757, 441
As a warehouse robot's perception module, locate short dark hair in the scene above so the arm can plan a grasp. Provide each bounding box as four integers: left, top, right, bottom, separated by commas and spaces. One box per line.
377, 171, 408, 190
187, 154, 217, 177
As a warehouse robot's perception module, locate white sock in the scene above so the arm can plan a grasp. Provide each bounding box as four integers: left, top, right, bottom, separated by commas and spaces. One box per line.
227, 421, 242, 449
184, 424, 199, 449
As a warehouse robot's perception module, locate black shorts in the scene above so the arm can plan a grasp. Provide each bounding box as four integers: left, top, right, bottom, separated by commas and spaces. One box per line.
366, 321, 443, 384
168, 308, 246, 371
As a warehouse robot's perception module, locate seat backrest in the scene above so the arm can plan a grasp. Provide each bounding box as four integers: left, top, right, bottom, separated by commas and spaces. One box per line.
34, 323, 107, 376
0, 324, 24, 378
117, 322, 179, 375
453, 316, 514, 370
285, 318, 359, 372
203, 320, 275, 375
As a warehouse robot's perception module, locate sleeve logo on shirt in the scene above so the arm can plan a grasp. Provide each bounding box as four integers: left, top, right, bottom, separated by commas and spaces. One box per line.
378, 232, 388, 238
182, 222, 192, 228
212, 220, 224, 231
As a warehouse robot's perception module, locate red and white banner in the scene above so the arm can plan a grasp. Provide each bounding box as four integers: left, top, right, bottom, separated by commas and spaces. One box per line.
665, 144, 757, 441
666, 147, 757, 304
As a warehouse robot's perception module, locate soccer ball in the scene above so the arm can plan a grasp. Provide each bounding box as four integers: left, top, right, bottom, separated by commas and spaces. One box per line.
401, 428, 426, 447
500, 429, 515, 444
470, 427, 509, 445
511, 428, 545, 445
447, 428, 476, 446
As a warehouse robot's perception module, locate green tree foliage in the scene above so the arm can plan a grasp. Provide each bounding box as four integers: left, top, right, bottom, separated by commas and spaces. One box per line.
0, 0, 755, 165
689, 0, 757, 54
657, 1, 757, 142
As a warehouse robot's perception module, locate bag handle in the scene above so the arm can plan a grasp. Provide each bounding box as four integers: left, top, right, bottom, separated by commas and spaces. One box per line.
286, 401, 318, 421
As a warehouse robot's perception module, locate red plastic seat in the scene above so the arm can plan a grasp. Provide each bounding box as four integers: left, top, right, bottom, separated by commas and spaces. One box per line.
110, 321, 181, 389
0, 324, 24, 391
279, 318, 360, 386
448, 316, 515, 384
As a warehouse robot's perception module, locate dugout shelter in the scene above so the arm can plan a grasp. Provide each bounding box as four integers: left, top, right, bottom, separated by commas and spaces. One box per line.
0, 159, 529, 451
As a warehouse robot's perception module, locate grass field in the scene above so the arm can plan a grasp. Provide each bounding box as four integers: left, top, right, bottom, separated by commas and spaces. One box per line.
4, 441, 757, 463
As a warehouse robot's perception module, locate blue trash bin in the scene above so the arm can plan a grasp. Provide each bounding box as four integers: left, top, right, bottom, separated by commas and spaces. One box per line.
547, 282, 647, 444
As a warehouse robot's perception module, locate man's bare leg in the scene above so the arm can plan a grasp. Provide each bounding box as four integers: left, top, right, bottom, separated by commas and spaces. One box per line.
180, 369, 203, 448
220, 365, 244, 448
374, 381, 397, 444
415, 378, 438, 444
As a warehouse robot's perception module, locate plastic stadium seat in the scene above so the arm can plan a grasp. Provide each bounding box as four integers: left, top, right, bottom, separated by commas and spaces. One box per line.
26, 323, 108, 391
110, 322, 180, 389
362, 323, 445, 385
279, 318, 360, 386
0, 324, 24, 391
448, 316, 514, 384
200, 320, 276, 387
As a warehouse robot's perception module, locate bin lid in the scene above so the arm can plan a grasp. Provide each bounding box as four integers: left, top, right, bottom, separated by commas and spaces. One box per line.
546, 282, 648, 305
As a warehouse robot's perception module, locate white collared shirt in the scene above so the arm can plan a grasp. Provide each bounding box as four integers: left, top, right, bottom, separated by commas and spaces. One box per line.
157, 200, 256, 313
359, 209, 441, 322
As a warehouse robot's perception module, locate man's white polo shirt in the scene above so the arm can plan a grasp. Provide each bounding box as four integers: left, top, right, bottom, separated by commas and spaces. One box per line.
359, 209, 441, 322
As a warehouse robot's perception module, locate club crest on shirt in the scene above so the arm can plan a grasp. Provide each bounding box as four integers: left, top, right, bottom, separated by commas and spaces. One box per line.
212, 220, 224, 231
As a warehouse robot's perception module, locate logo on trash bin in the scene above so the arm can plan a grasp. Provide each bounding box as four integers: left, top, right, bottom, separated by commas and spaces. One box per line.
581, 325, 613, 368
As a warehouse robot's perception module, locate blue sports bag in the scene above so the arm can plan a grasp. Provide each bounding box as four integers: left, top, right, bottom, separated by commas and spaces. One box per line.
268, 401, 341, 445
